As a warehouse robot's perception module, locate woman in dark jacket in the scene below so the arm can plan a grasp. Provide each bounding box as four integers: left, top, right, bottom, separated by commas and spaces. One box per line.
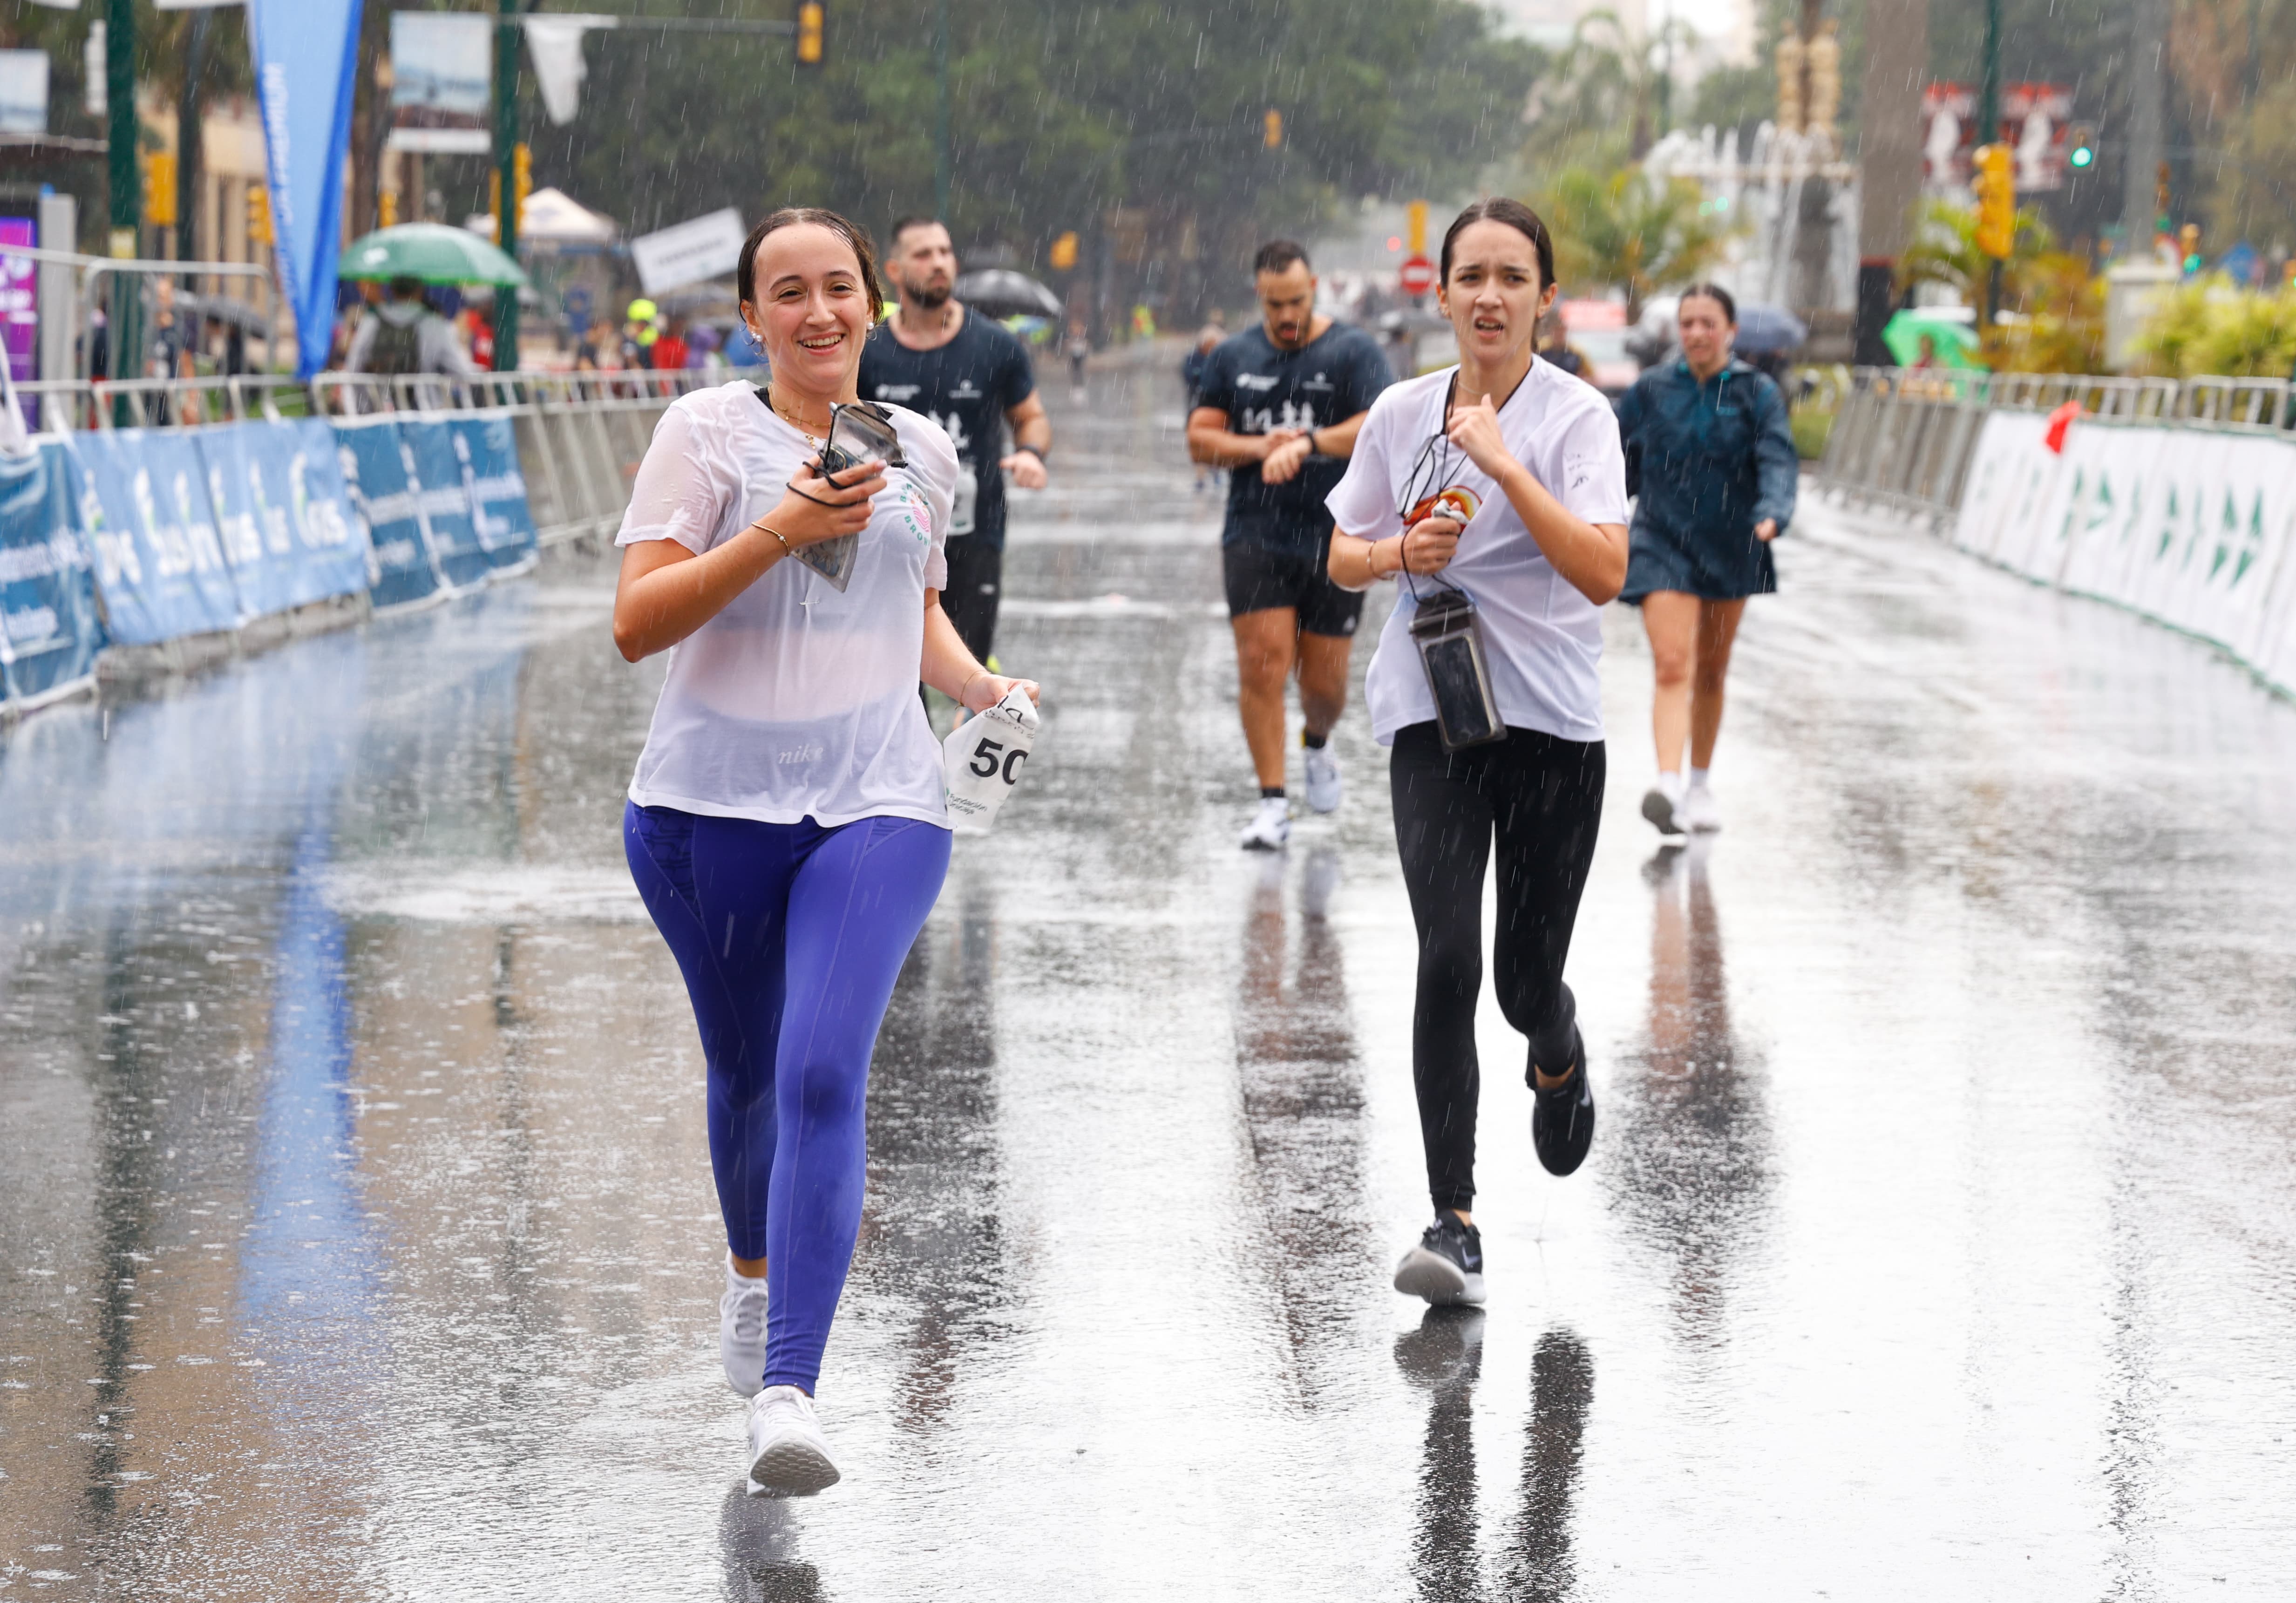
1613, 282, 1798, 835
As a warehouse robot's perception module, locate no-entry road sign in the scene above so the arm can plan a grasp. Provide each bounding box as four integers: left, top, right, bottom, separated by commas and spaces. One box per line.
1399, 254, 1436, 296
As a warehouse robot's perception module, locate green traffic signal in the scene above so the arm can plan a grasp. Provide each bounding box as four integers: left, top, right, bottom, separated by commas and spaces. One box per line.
2070, 147, 2094, 169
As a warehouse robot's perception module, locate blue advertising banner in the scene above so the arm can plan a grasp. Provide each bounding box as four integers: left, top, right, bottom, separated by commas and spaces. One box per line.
332, 419, 440, 611
0, 442, 103, 708
195, 425, 300, 621
198, 421, 370, 614
279, 417, 371, 603
69, 429, 243, 645
397, 418, 491, 590
249, 0, 364, 379
445, 414, 538, 571
137, 431, 244, 625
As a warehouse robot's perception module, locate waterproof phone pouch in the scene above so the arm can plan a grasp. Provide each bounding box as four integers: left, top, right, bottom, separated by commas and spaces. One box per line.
942, 684, 1040, 834
766, 395, 908, 591
1408, 586, 1504, 751
819, 401, 907, 479
949, 463, 979, 536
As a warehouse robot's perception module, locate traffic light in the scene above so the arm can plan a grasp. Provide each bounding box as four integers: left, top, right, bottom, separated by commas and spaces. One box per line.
1048, 231, 1079, 272
247, 183, 273, 247
379, 189, 399, 229
1973, 143, 2015, 259
1406, 199, 1427, 255
513, 141, 533, 228
795, 2, 824, 68
2180, 222, 2202, 275
144, 152, 177, 228
2067, 123, 2097, 171
1264, 109, 1283, 149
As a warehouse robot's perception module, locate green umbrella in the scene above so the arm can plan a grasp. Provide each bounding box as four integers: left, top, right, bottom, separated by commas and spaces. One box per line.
338, 223, 530, 287
1882, 310, 1982, 370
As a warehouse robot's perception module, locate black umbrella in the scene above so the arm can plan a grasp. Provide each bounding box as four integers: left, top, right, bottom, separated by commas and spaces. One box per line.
953, 268, 1064, 320
1732, 302, 1809, 356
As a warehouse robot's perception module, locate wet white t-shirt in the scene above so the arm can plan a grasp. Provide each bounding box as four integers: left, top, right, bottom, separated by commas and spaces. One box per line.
1325, 362, 1629, 746
617, 380, 957, 827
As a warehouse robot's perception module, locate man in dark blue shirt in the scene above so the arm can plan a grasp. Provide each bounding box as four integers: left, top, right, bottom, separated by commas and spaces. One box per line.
860, 218, 1052, 666
1187, 240, 1392, 849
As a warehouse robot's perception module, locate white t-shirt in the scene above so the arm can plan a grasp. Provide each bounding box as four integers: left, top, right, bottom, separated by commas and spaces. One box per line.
1325, 361, 1630, 746
616, 380, 957, 827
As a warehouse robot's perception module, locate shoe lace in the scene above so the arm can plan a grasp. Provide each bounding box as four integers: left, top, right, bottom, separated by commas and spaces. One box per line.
727, 1278, 768, 1341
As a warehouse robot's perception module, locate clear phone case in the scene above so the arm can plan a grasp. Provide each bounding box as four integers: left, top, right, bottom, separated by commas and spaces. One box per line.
1407, 587, 1504, 751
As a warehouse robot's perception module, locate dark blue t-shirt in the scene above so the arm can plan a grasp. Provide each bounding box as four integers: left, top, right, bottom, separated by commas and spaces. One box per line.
860, 312, 1036, 550
1194, 321, 1391, 549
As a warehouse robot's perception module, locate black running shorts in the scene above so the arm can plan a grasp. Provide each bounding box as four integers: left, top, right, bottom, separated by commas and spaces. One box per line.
1223, 536, 1365, 637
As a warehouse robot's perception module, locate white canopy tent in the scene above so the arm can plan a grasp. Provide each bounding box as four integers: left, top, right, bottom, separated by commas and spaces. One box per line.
463, 187, 618, 248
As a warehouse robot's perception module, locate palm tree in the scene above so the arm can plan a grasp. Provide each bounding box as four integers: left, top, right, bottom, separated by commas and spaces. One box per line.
1534, 165, 1734, 321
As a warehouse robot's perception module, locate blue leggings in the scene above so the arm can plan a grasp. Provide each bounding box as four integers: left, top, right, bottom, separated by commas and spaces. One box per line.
623, 802, 951, 1392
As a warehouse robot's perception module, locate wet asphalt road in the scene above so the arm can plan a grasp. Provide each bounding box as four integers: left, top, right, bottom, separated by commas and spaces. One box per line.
5, 366, 2296, 1601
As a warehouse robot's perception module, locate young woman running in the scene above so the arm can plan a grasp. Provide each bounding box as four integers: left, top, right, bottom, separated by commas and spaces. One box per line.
1325, 199, 1630, 1305
1613, 283, 1798, 835
611, 208, 1038, 1493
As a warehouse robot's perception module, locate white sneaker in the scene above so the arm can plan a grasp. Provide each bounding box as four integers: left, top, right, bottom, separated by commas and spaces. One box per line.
1302, 741, 1343, 814
1641, 771, 1685, 836
1678, 784, 1721, 833
720, 1260, 768, 1398
1239, 796, 1291, 850
746, 1385, 840, 1495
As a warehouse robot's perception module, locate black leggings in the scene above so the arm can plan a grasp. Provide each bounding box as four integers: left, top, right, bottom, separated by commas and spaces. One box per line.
1391, 721, 1605, 1213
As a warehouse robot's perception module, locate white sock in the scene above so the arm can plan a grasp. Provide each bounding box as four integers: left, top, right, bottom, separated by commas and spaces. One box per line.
1657, 769, 1684, 799
1690, 767, 1711, 791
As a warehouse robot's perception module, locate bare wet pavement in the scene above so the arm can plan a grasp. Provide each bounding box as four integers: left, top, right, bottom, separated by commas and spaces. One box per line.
5, 368, 2295, 1600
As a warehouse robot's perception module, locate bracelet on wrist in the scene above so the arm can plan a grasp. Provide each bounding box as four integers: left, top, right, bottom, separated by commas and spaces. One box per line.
755, 522, 794, 559
1016, 443, 1047, 463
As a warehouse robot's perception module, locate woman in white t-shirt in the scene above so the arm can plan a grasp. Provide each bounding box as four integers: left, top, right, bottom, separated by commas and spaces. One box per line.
1325, 198, 1630, 1309
611, 208, 1039, 1495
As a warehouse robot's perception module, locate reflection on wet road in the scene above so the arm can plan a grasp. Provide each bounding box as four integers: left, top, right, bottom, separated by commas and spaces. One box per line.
5, 370, 2296, 1598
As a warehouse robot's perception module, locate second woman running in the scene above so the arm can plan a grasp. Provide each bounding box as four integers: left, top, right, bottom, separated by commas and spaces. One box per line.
611, 209, 1038, 1494
1325, 199, 1630, 1306
1612, 283, 1798, 835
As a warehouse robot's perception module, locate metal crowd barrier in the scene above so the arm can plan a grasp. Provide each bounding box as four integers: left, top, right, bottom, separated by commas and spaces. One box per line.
309, 367, 758, 546
1813, 367, 2199, 516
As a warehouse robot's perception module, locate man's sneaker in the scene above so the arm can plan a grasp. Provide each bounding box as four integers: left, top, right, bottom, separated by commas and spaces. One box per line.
1530, 1028, 1596, 1177
1641, 771, 1685, 836
1392, 1212, 1486, 1306
1239, 796, 1291, 851
746, 1385, 840, 1495
1302, 740, 1343, 814
1678, 783, 1721, 833
720, 1260, 768, 1398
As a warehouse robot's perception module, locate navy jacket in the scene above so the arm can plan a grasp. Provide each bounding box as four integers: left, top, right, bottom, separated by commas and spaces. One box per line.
1613, 358, 1798, 600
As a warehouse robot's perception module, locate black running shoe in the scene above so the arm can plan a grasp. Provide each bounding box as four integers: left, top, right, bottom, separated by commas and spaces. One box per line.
1392, 1212, 1486, 1306
1530, 1028, 1596, 1177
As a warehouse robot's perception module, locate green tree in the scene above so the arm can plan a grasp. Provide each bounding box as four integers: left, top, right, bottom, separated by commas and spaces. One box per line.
1533, 165, 1733, 318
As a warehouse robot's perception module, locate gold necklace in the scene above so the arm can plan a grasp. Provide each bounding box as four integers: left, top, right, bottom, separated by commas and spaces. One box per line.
765, 386, 831, 440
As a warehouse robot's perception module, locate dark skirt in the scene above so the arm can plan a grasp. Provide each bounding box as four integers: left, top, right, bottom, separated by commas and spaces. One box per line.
1619, 516, 1778, 603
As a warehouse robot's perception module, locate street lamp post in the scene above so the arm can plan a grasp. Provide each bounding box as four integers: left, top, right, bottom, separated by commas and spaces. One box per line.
494, 0, 523, 374
1978, 0, 2002, 327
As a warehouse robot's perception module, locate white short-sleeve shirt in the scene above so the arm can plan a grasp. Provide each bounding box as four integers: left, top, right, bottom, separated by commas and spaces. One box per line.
1325, 361, 1630, 746
616, 380, 957, 827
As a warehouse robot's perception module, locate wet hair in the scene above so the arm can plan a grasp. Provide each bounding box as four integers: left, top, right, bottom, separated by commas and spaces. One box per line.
736, 208, 887, 325
1678, 281, 1738, 325
887, 216, 947, 251
1253, 239, 1311, 276
1439, 199, 1556, 295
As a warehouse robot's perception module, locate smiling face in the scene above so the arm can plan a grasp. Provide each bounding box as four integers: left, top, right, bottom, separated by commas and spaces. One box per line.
1678, 292, 1735, 373
1437, 219, 1556, 372
741, 223, 875, 403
